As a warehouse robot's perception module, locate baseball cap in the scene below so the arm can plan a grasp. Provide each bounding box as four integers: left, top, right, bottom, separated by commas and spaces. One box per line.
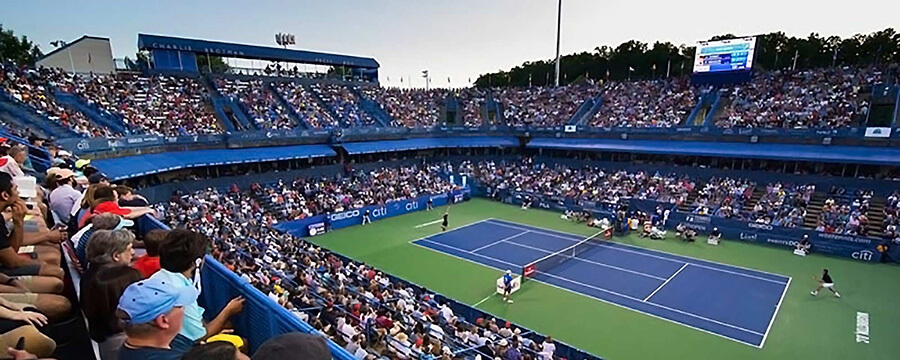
94, 201, 132, 216
207, 333, 245, 349
117, 276, 199, 325
88, 172, 109, 184
251, 333, 330, 360
75, 159, 91, 170
47, 167, 76, 180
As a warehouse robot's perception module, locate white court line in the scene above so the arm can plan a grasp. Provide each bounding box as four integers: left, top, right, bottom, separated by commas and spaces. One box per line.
414, 219, 444, 228
497, 239, 668, 281
486, 219, 788, 285
644, 263, 689, 302
473, 294, 493, 307
471, 231, 531, 253
537, 270, 765, 336
407, 218, 493, 245
759, 277, 792, 348
411, 237, 764, 348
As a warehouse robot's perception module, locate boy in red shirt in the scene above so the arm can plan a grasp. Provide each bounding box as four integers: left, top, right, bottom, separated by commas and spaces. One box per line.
133, 229, 167, 278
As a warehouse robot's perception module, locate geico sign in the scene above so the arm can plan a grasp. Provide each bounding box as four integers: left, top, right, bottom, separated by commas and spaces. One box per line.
747, 223, 773, 231
330, 210, 360, 221
852, 250, 874, 261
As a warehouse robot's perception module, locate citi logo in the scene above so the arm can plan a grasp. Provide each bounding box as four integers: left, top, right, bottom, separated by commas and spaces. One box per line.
852, 250, 874, 261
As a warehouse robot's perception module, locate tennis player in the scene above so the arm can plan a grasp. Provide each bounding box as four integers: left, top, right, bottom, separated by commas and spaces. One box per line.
503, 270, 514, 303
811, 268, 841, 298
440, 209, 449, 232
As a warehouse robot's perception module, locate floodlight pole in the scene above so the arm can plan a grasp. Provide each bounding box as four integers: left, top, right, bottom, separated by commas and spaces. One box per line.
554, 0, 562, 87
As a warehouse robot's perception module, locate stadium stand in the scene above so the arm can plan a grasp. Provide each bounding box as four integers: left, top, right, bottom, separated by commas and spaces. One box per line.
715, 66, 883, 129
310, 83, 376, 127
1, 65, 116, 137
214, 78, 297, 130
360, 87, 449, 127
497, 84, 601, 127
590, 78, 700, 128
274, 82, 339, 128
62, 73, 222, 135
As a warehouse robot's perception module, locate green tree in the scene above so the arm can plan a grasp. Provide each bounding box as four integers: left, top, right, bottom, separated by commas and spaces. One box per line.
196, 54, 230, 73
475, 28, 900, 88
0, 24, 43, 65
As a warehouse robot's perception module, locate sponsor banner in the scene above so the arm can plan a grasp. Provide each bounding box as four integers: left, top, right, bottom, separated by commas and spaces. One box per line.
864, 127, 892, 138
671, 212, 885, 262
274, 189, 471, 237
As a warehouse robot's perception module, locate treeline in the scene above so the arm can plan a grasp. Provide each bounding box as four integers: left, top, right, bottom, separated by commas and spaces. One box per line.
0, 24, 43, 65
474, 28, 900, 88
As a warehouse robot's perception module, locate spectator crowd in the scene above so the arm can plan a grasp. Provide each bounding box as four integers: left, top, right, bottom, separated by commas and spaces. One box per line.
216, 78, 297, 130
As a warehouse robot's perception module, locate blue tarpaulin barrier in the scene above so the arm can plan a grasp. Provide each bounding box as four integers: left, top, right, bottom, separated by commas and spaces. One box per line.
341, 136, 519, 155
92, 144, 337, 181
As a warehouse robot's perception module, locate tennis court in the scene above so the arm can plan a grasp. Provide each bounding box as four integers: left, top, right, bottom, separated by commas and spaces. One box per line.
413, 218, 791, 348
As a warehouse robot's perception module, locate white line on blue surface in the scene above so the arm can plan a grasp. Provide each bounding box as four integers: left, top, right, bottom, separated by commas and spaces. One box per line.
643, 263, 689, 302
485, 218, 788, 285
411, 237, 766, 348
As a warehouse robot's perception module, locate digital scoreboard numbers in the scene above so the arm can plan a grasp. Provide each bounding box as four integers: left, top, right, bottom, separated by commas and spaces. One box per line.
693, 37, 756, 73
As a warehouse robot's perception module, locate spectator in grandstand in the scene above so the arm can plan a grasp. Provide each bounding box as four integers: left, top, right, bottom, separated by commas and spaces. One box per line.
48, 168, 80, 223
71, 213, 132, 271
115, 276, 199, 360
151, 229, 245, 342
81, 185, 155, 228
0, 145, 28, 177
115, 186, 149, 207
0, 173, 64, 280
716, 67, 879, 129
251, 333, 331, 360
83, 265, 144, 360
82, 229, 137, 298
133, 229, 166, 278
182, 341, 249, 360
498, 85, 600, 127
591, 78, 699, 128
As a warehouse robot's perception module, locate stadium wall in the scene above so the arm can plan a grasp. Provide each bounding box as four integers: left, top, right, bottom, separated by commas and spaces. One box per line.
132, 216, 357, 358
36, 36, 116, 75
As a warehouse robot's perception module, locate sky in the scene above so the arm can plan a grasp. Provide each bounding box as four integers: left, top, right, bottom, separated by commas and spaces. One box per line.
3, 0, 898, 88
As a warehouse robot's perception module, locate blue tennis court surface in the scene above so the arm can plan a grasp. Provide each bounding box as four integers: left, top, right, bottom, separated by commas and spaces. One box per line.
413, 218, 791, 348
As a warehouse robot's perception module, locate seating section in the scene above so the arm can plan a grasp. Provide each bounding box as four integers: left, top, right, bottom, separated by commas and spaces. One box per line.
884, 191, 899, 242
461, 160, 694, 206
689, 177, 755, 218
814, 187, 873, 236
360, 87, 449, 127
63, 73, 221, 135
1, 65, 116, 137
310, 84, 375, 127
252, 164, 457, 220
274, 82, 338, 128
591, 78, 699, 128
497, 85, 601, 127
215, 78, 297, 129
457, 88, 486, 126
716, 66, 882, 129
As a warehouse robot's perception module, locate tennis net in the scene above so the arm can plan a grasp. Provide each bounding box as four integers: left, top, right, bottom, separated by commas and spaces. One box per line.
522, 226, 612, 279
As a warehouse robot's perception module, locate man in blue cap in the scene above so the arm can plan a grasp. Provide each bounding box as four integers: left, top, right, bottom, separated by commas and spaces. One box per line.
116, 276, 199, 360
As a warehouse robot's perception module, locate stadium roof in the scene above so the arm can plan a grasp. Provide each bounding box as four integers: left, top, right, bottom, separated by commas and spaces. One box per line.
527, 138, 900, 166
137, 33, 379, 69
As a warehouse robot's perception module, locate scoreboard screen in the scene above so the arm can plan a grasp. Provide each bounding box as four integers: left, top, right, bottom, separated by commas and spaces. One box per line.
693, 37, 756, 73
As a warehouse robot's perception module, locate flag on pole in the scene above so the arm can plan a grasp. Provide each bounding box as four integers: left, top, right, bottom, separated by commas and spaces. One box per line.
447, 76, 451, 84
791, 49, 799, 71
528, 73, 532, 87
666, 59, 671, 78
651, 64, 656, 71
628, 66, 635, 72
